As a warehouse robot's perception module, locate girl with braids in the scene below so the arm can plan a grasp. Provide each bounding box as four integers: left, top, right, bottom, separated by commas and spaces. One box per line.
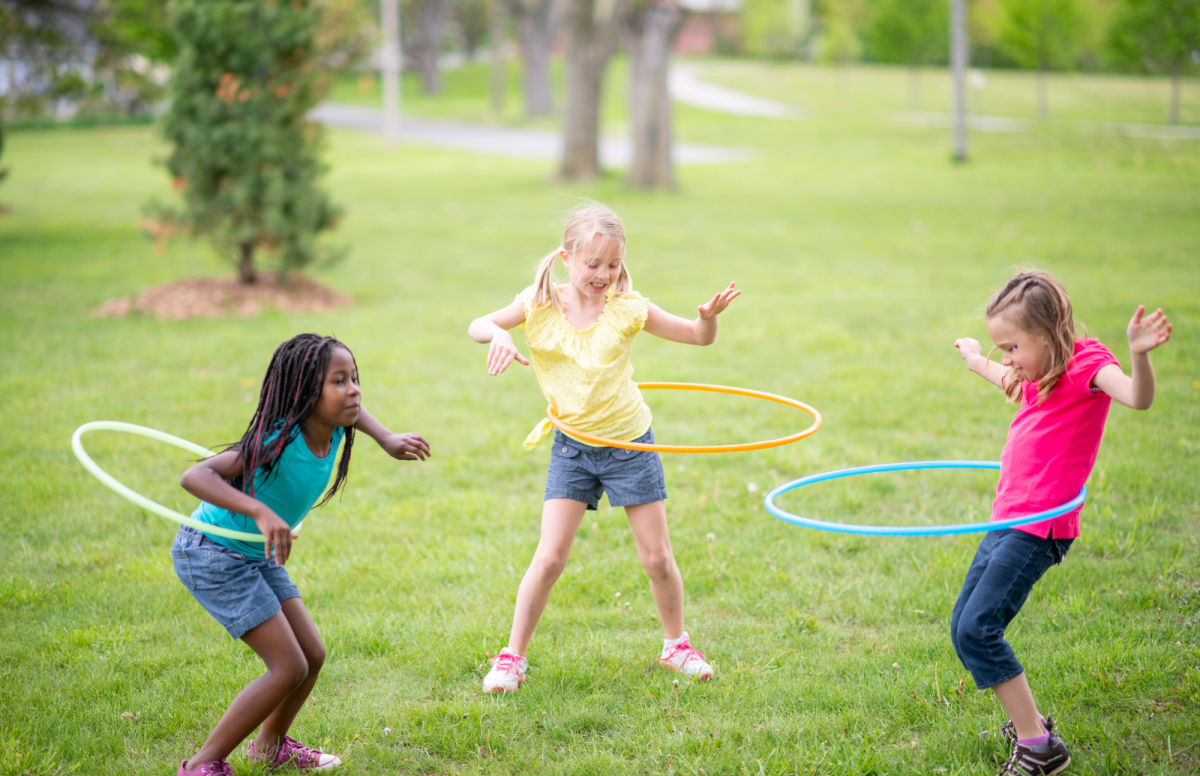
468, 206, 740, 693
952, 271, 1171, 776
172, 333, 430, 776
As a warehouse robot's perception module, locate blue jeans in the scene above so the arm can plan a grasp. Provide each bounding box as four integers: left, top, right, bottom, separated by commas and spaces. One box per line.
950, 529, 1072, 689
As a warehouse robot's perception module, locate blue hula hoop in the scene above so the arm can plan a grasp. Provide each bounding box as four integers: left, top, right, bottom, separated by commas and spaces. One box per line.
763, 461, 1087, 537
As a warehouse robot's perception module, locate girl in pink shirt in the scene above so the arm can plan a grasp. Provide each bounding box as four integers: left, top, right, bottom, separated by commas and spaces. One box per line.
952, 271, 1171, 776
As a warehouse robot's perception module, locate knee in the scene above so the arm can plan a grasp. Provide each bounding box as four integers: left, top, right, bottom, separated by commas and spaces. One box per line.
305, 643, 326, 675
954, 611, 991, 654
640, 550, 675, 581
533, 551, 569, 583
275, 655, 309, 690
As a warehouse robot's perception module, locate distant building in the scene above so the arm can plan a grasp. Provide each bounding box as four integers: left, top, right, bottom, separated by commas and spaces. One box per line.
675, 0, 742, 56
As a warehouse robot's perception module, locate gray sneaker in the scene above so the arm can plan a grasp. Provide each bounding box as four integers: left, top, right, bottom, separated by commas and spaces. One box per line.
1000, 716, 1056, 744
997, 732, 1071, 775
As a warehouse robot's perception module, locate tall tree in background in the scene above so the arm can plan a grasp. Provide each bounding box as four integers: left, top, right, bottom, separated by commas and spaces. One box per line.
407, 0, 451, 93
1108, 0, 1200, 124
865, 0, 946, 109
154, 0, 359, 284
559, 0, 625, 179
623, 0, 684, 188
997, 0, 1084, 118
501, 0, 556, 115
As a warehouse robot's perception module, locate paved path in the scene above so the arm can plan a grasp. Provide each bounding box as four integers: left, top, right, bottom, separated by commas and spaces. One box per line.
312, 103, 754, 165
668, 65, 1200, 140
668, 65, 803, 120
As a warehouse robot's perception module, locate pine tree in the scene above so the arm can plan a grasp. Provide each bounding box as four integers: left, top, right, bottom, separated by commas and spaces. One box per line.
155, 0, 343, 284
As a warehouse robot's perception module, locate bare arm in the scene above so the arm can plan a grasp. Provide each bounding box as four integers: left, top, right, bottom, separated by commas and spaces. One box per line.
180, 449, 296, 564
355, 406, 430, 460
954, 337, 1010, 389
468, 298, 530, 375
644, 282, 740, 346
1091, 305, 1171, 410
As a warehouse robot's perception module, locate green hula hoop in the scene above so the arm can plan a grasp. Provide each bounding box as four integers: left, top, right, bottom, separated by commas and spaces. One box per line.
71, 421, 300, 543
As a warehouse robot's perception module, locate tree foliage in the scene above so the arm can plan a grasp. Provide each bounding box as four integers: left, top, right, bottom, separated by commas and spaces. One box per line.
0, 0, 175, 119
996, 0, 1085, 71
865, 0, 947, 66
1108, 0, 1200, 123
152, 0, 357, 283
1108, 0, 1199, 76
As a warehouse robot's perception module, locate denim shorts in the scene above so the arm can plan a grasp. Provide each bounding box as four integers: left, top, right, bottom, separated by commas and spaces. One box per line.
950, 529, 1073, 689
545, 428, 667, 511
171, 525, 301, 640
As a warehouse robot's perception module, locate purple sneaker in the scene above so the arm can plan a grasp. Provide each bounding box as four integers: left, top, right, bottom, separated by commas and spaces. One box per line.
248, 736, 342, 771
177, 760, 234, 776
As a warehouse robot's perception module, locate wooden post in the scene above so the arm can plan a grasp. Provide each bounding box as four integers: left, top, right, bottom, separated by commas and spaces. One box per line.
949, 0, 967, 162
382, 0, 402, 141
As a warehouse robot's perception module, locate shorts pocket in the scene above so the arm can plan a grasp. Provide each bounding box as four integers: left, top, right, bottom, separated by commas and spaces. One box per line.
171, 550, 196, 590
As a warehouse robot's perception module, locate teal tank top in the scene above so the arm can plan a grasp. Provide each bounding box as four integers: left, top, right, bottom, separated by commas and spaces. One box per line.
190, 426, 345, 557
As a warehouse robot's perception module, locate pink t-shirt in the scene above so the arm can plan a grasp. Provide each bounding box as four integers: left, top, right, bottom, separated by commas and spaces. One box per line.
992, 339, 1120, 539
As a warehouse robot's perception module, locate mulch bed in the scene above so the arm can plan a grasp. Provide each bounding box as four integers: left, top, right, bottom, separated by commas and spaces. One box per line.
90, 273, 352, 320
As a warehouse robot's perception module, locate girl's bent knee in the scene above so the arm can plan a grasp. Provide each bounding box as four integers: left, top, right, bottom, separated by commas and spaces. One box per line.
275, 657, 310, 690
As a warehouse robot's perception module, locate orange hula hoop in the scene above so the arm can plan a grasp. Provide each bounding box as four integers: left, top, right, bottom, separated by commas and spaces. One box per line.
545, 382, 822, 454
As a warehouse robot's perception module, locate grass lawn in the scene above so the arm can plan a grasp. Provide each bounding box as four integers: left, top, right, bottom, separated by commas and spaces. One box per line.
1, 60, 1198, 775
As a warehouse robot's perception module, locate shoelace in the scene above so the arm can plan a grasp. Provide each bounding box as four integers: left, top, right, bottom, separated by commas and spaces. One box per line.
664, 641, 706, 664
490, 652, 525, 673
192, 761, 234, 776
277, 736, 323, 767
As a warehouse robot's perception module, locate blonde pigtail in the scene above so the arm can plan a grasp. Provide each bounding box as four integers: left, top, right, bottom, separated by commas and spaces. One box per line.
532, 247, 564, 311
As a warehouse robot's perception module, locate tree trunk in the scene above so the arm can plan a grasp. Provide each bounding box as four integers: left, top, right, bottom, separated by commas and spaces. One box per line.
503, 0, 557, 116
414, 0, 449, 94
560, 0, 623, 179
490, 0, 506, 112
238, 242, 257, 285
623, 0, 685, 189
1170, 63, 1181, 125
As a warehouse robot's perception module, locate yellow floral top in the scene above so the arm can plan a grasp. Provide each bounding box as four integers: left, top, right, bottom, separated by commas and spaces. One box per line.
517, 285, 653, 450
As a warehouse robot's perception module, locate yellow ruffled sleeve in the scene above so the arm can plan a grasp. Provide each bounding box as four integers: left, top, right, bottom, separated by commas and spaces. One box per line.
607, 291, 649, 336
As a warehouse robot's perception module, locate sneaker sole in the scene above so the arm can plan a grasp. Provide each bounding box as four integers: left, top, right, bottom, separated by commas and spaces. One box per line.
658, 661, 714, 681
484, 675, 526, 693
1047, 757, 1070, 775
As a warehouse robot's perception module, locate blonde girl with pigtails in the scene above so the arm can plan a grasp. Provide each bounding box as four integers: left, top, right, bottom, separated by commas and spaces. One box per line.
467, 206, 740, 692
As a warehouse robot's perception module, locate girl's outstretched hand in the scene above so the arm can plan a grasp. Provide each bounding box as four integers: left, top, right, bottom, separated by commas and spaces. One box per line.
698, 282, 741, 320
487, 334, 530, 376
1127, 305, 1172, 354
381, 432, 431, 461
954, 337, 983, 362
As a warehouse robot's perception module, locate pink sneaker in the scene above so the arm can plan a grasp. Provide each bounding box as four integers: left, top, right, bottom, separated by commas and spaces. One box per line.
248, 736, 342, 771
177, 760, 233, 776
482, 647, 528, 692
659, 638, 714, 681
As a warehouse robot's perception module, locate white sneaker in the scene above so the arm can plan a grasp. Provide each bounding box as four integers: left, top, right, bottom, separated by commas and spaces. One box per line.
659, 636, 714, 681
483, 647, 528, 692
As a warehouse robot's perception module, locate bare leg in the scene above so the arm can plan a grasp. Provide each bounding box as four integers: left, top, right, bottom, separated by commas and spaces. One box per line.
624, 500, 684, 639
992, 672, 1046, 739
251, 598, 326, 756
507, 498, 588, 656
185, 612, 309, 770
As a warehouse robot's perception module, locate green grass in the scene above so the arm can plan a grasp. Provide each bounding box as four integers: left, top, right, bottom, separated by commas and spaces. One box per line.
2, 60, 1199, 775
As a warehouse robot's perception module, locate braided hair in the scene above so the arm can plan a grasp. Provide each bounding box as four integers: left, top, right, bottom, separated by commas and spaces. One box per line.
230, 334, 356, 506
986, 271, 1078, 405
